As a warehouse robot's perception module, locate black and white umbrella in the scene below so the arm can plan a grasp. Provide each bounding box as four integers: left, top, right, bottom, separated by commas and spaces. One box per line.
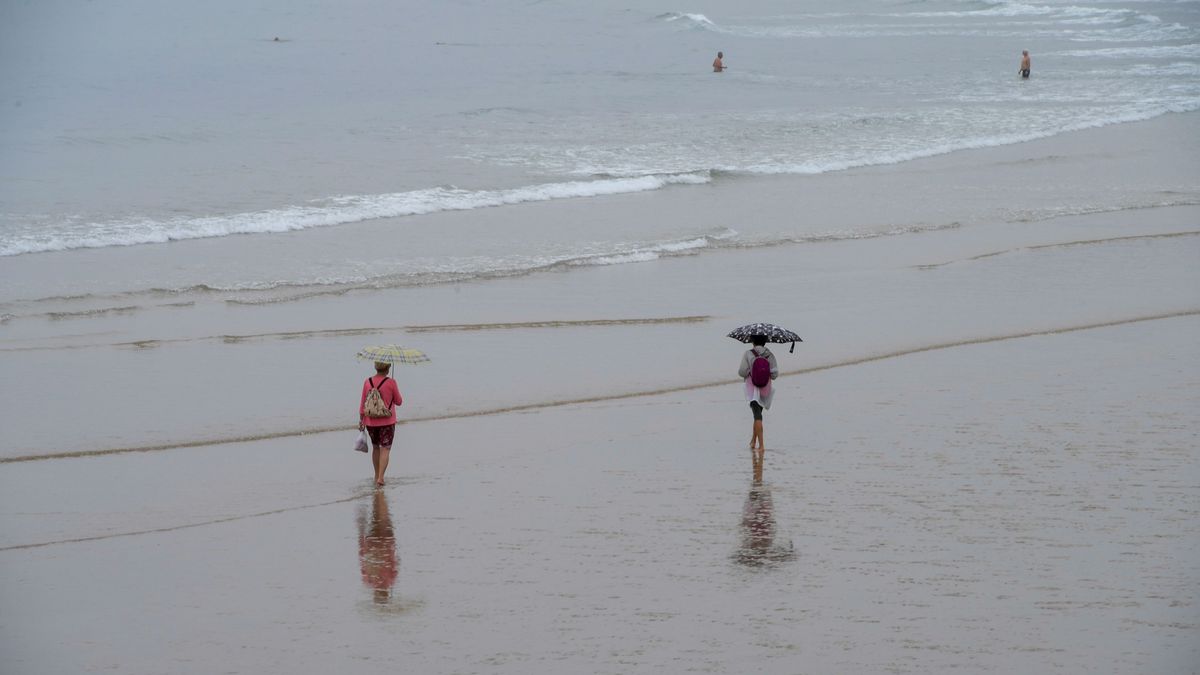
727, 323, 803, 353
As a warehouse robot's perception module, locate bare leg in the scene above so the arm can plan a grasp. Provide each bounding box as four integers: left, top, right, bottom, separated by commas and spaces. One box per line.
371, 446, 381, 480
750, 402, 762, 448
375, 446, 391, 486
752, 420, 764, 451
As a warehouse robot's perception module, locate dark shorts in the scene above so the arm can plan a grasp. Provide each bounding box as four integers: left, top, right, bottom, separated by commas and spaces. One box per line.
750, 401, 764, 420
1021, 69, 1030, 78
366, 424, 395, 448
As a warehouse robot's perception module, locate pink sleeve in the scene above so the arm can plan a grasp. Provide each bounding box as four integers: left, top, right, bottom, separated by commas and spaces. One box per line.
359, 379, 370, 417
387, 380, 402, 408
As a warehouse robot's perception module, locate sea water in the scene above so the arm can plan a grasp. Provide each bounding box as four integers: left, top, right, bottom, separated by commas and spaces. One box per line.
1, 0, 1197, 300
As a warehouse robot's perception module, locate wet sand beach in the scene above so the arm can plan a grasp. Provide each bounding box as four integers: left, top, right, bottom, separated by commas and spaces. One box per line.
1, 315, 1197, 674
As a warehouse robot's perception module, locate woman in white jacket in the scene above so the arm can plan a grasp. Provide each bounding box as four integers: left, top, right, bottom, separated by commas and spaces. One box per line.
737, 335, 778, 453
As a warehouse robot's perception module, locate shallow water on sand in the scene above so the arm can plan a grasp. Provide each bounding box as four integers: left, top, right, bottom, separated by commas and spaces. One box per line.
2, 317, 1196, 674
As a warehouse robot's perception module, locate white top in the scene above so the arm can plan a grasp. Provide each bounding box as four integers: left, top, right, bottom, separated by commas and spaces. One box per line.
738, 346, 778, 409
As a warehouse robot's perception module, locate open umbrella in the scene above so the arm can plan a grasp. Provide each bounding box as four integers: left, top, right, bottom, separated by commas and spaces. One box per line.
727, 323, 802, 353
356, 344, 431, 365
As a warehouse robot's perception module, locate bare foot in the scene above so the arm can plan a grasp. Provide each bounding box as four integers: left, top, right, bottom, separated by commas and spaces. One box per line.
375, 479, 385, 487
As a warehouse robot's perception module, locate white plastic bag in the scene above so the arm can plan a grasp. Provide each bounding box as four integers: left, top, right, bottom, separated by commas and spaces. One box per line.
354, 428, 370, 453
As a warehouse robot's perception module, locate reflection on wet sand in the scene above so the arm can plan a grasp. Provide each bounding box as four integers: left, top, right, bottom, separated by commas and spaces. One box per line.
357, 489, 398, 606
735, 453, 795, 568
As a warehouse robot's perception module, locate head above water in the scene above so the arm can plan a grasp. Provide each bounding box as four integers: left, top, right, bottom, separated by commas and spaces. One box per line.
751, 335, 767, 347
374, 361, 391, 374
717, 51, 723, 58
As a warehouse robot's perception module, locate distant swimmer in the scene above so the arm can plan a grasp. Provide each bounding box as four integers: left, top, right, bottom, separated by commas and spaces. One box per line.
713, 51, 726, 72
1019, 50, 1031, 79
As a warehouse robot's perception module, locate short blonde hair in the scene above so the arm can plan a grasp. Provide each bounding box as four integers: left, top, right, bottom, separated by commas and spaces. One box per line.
374, 361, 390, 373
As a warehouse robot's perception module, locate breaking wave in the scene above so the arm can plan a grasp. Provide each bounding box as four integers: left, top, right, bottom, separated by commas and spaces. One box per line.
0, 173, 711, 257
0, 222, 963, 317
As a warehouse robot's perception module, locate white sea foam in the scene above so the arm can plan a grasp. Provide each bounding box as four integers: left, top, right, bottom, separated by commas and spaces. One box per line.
655, 12, 715, 28
901, 3, 1125, 19
735, 101, 1200, 176
2, 221, 983, 312
656, 2, 1189, 41
587, 251, 662, 266
450, 99, 1200, 206
1054, 44, 1200, 58
0, 173, 711, 257
579, 236, 721, 267
658, 237, 715, 253
214, 223, 974, 304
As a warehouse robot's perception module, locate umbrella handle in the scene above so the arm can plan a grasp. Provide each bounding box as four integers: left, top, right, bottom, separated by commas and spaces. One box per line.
790, 342, 794, 353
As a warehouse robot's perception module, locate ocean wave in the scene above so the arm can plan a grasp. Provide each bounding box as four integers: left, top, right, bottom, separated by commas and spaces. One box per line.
7, 105, 1196, 264
1053, 44, 1200, 59
901, 2, 1128, 19
713, 103, 1200, 178
222, 229, 744, 304
655, 12, 716, 29
473, 98, 1200, 183
652, 22, 1184, 41
221, 223, 965, 306
582, 236, 713, 266
653, 3, 1189, 41
1002, 197, 1200, 223
0, 173, 711, 257
0, 228, 740, 314
45, 305, 142, 320
0, 222, 967, 317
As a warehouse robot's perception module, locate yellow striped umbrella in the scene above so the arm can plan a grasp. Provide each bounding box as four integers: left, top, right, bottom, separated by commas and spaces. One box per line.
355, 344, 431, 365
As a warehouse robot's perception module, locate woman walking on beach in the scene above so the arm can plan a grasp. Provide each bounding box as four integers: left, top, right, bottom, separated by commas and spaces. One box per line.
738, 335, 778, 453
359, 361, 403, 486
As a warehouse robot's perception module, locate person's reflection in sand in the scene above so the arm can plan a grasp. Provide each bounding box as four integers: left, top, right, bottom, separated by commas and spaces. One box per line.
735, 456, 795, 567
357, 489, 398, 605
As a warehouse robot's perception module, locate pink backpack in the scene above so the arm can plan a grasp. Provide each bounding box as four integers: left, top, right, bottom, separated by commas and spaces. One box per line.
750, 351, 771, 388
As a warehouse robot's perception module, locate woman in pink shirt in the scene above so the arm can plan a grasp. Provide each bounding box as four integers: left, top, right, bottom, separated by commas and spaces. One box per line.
359, 361, 403, 486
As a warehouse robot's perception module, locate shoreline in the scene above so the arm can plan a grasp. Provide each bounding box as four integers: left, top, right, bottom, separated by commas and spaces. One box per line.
2, 110, 1198, 307
3, 106, 1198, 260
